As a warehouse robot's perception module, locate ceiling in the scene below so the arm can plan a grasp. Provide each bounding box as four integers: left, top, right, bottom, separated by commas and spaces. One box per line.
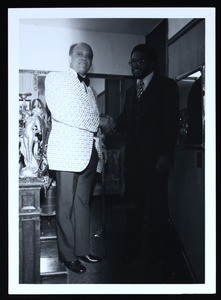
20, 18, 163, 35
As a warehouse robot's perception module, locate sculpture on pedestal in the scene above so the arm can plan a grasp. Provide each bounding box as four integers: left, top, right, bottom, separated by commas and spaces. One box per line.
19, 95, 51, 178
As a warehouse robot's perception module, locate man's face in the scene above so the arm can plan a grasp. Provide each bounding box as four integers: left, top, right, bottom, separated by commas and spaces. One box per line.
69, 44, 93, 76
130, 50, 154, 79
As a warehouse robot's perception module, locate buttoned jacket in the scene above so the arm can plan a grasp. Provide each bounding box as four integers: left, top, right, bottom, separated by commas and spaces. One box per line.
116, 74, 179, 170
45, 68, 103, 173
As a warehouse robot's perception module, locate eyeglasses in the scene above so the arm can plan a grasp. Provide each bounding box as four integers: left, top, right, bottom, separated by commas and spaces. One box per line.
128, 58, 146, 66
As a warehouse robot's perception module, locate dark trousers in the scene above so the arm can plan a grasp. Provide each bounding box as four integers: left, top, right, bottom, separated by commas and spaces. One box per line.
124, 160, 170, 258
55, 144, 98, 262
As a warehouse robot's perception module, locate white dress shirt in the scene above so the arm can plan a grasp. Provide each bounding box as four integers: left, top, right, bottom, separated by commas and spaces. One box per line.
137, 71, 154, 92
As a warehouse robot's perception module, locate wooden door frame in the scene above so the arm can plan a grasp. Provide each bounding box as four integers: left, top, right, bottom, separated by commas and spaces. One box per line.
145, 19, 168, 76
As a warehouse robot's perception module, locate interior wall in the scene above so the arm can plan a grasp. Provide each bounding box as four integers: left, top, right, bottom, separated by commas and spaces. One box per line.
168, 19, 193, 39
19, 23, 144, 75
168, 20, 205, 79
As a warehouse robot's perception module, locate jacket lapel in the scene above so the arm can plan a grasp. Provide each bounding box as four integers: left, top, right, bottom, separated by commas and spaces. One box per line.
67, 69, 99, 115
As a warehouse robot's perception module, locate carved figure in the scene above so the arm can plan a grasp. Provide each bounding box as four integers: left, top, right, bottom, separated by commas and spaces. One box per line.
19, 98, 50, 178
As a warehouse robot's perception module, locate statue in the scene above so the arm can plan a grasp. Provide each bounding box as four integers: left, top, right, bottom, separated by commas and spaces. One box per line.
19, 98, 51, 178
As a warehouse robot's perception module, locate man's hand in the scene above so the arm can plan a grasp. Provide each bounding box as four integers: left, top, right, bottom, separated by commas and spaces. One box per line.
156, 155, 172, 173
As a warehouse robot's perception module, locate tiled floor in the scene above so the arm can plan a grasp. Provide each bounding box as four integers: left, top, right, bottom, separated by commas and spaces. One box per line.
40, 195, 194, 284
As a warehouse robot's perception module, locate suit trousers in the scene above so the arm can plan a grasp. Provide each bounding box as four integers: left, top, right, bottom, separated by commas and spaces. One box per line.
55, 142, 98, 262
124, 160, 170, 257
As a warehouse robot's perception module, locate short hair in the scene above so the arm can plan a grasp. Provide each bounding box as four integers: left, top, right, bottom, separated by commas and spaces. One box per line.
131, 44, 158, 63
69, 42, 93, 59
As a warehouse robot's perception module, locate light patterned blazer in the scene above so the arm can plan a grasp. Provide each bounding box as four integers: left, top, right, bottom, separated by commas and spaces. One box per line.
45, 68, 103, 173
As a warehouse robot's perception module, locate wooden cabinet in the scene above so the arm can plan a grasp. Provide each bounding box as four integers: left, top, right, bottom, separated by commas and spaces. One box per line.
168, 147, 205, 282
19, 181, 43, 283
103, 149, 122, 195
103, 136, 125, 197
19, 179, 68, 284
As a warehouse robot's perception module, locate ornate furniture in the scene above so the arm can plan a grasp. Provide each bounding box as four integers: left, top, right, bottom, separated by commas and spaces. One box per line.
19, 178, 45, 283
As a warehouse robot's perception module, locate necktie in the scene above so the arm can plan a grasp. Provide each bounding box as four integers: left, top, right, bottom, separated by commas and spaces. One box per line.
137, 80, 144, 99
77, 73, 90, 87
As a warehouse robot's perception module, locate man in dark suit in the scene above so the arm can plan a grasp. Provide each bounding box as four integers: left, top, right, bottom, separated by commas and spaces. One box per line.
116, 44, 179, 265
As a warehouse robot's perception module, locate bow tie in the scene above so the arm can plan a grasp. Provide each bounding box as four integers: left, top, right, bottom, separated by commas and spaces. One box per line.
77, 73, 90, 87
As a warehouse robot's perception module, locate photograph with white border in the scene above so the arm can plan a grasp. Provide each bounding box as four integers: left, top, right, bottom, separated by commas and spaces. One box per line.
8, 7, 216, 295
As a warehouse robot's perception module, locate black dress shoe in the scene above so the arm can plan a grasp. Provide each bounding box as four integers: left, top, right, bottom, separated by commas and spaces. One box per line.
78, 254, 102, 263
64, 260, 86, 274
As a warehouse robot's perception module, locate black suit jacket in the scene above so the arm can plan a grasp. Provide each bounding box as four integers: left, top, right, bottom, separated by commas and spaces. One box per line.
116, 74, 179, 170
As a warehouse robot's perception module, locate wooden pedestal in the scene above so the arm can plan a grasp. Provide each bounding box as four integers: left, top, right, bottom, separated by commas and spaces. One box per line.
19, 179, 44, 284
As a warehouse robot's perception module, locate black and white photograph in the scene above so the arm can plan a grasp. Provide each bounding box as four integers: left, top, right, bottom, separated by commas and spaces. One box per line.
8, 7, 216, 295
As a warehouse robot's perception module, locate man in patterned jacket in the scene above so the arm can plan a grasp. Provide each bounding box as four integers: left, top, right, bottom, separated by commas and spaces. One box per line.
45, 42, 104, 274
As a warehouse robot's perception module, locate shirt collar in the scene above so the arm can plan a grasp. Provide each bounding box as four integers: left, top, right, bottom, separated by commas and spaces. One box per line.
137, 71, 154, 90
